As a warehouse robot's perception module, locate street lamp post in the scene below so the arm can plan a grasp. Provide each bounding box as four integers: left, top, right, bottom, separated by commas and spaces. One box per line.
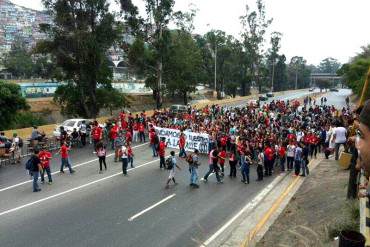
271, 58, 275, 92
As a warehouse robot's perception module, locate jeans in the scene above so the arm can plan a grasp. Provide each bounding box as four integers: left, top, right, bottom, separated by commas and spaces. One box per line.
241, 164, 250, 183
190, 166, 198, 184
264, 159, 273, 176
160, 156, 165, 168
122, 158, 128, 175
98, 156, 107, 171
41, 166, 52, 182
310, 144, 317, 158
204, 164, 221, 182
280, 157, 286, 172
128, 156, 134, 168
335, 142, 346, 160
139, 132, 145, 142
301, 159, 309, 176
151, 144, 158, 157
61, 158, 73, 173
133, 131, 139, 142
229, 160, 237, 177
294, 160, 301, 175
32, 171, 40, 191
179, 148, 186, 158
287, 157, 294, 170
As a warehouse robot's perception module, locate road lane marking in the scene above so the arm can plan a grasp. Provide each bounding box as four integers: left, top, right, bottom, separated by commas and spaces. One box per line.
128, 194, 176, 222
200, 173, 287, 247
0, 156, 164, 217
0, 142, 149, 193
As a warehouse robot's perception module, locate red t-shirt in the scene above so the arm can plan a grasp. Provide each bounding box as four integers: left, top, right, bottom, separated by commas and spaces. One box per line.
179, 136, 185, 148
264, 147, 274, 161
39, 150, 52, 168
127, 147, 133, 157
278, 146, 286, 158
149, 131, 155, 144
92, 127, 102, 141
158, 141, 166, 157
126, 131, 132, 143
220, 136, 227, 147
139, 123, 145, 133
110, 126, 118, 140
133, 123, 139, 131
218, 150, 227, 165
61, 145, 69, 159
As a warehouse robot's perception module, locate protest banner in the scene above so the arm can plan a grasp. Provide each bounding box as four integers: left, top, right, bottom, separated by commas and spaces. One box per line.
154, 127, 209, 154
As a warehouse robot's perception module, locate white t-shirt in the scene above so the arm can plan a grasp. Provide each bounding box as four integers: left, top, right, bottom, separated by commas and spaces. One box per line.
334, 127, 347, 144
287, 145, 296, 157
121, 146, 128, 158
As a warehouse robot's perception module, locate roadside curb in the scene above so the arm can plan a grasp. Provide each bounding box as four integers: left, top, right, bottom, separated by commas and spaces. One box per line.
205, 157, 323, 247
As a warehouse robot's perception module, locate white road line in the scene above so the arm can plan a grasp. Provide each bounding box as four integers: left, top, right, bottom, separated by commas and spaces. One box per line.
0, 156, 165, 217
200, 174, 286, 246
128, 194, 176, 222
0, 142, 149, 193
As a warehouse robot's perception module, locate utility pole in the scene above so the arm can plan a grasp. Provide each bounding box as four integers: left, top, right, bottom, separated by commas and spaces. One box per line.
271, 58, 275, 92
214, 43, 217, 96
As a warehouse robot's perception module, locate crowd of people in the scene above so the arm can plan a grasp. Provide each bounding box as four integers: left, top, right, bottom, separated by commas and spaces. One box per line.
7, 94, 360, 192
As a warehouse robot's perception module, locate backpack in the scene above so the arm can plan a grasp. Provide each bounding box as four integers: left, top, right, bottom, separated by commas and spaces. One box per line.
186, 154, 193, 164
165, 157, 174, 170
18, 138, 23, 148
25, 156, 34, 170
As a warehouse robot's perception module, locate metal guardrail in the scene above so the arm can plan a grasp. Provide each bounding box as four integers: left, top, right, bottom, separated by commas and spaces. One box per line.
0, 137, 60, 167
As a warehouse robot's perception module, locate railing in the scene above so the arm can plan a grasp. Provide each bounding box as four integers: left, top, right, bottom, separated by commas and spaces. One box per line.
360, 172, 370, 246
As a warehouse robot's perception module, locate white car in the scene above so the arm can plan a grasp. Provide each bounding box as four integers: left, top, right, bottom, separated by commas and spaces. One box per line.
53, 119, 88, 137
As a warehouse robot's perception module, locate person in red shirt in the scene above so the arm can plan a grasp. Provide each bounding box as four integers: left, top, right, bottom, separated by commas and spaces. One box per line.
109, 124, 119, 149
218, 149, 227, 176
179, 132, 186, 158
149, 128, 158, 157
309, 131, 319, 158
92, 122, 102, 150
158, 137, 167, 169
264, 143, 274, 176
138, 123, 145, 143
278, 142, 286, 172
220, 135, 227, 149
58, 141, 75, 174
39, 149, 53, 184
127, 142, 134, 168
133, 122, 139, 142
126, 129, 132, 144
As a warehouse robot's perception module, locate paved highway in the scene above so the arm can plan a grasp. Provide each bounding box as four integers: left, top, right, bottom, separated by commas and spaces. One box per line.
0, 89, 351, 247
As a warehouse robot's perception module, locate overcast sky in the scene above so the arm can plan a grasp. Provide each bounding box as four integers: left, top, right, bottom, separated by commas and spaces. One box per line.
10, 0, 370, 65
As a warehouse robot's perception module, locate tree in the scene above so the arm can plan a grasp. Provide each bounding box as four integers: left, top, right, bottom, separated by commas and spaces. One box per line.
0, 81, 29, 130
266, 31, 282, 91
240, 0, 272, 93
37, 0, 123, 118
338, 58, 370, 99
288, 56, 311, 89
120, 0, 176, 109
273, 55, 288, 91
164, 30, 202, 104
317, 57, 341, 74
3, 37, 34, 79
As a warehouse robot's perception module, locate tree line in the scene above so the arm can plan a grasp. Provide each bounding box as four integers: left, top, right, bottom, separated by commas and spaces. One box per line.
1, 0, 347, 121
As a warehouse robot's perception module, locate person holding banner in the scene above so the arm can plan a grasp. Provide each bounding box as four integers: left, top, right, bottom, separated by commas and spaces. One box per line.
179, 132, 186, 158
159, 137, 167, 169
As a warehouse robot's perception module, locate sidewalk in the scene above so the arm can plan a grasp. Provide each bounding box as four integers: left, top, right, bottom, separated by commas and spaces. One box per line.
215, 156, 358, 247
255, 158, 358, 247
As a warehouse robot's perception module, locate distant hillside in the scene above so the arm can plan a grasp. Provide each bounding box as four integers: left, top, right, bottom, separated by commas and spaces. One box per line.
0, 0, 51, 55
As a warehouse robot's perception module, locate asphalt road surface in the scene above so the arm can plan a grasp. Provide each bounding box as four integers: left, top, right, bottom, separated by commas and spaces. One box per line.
0, 89, 351, 247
